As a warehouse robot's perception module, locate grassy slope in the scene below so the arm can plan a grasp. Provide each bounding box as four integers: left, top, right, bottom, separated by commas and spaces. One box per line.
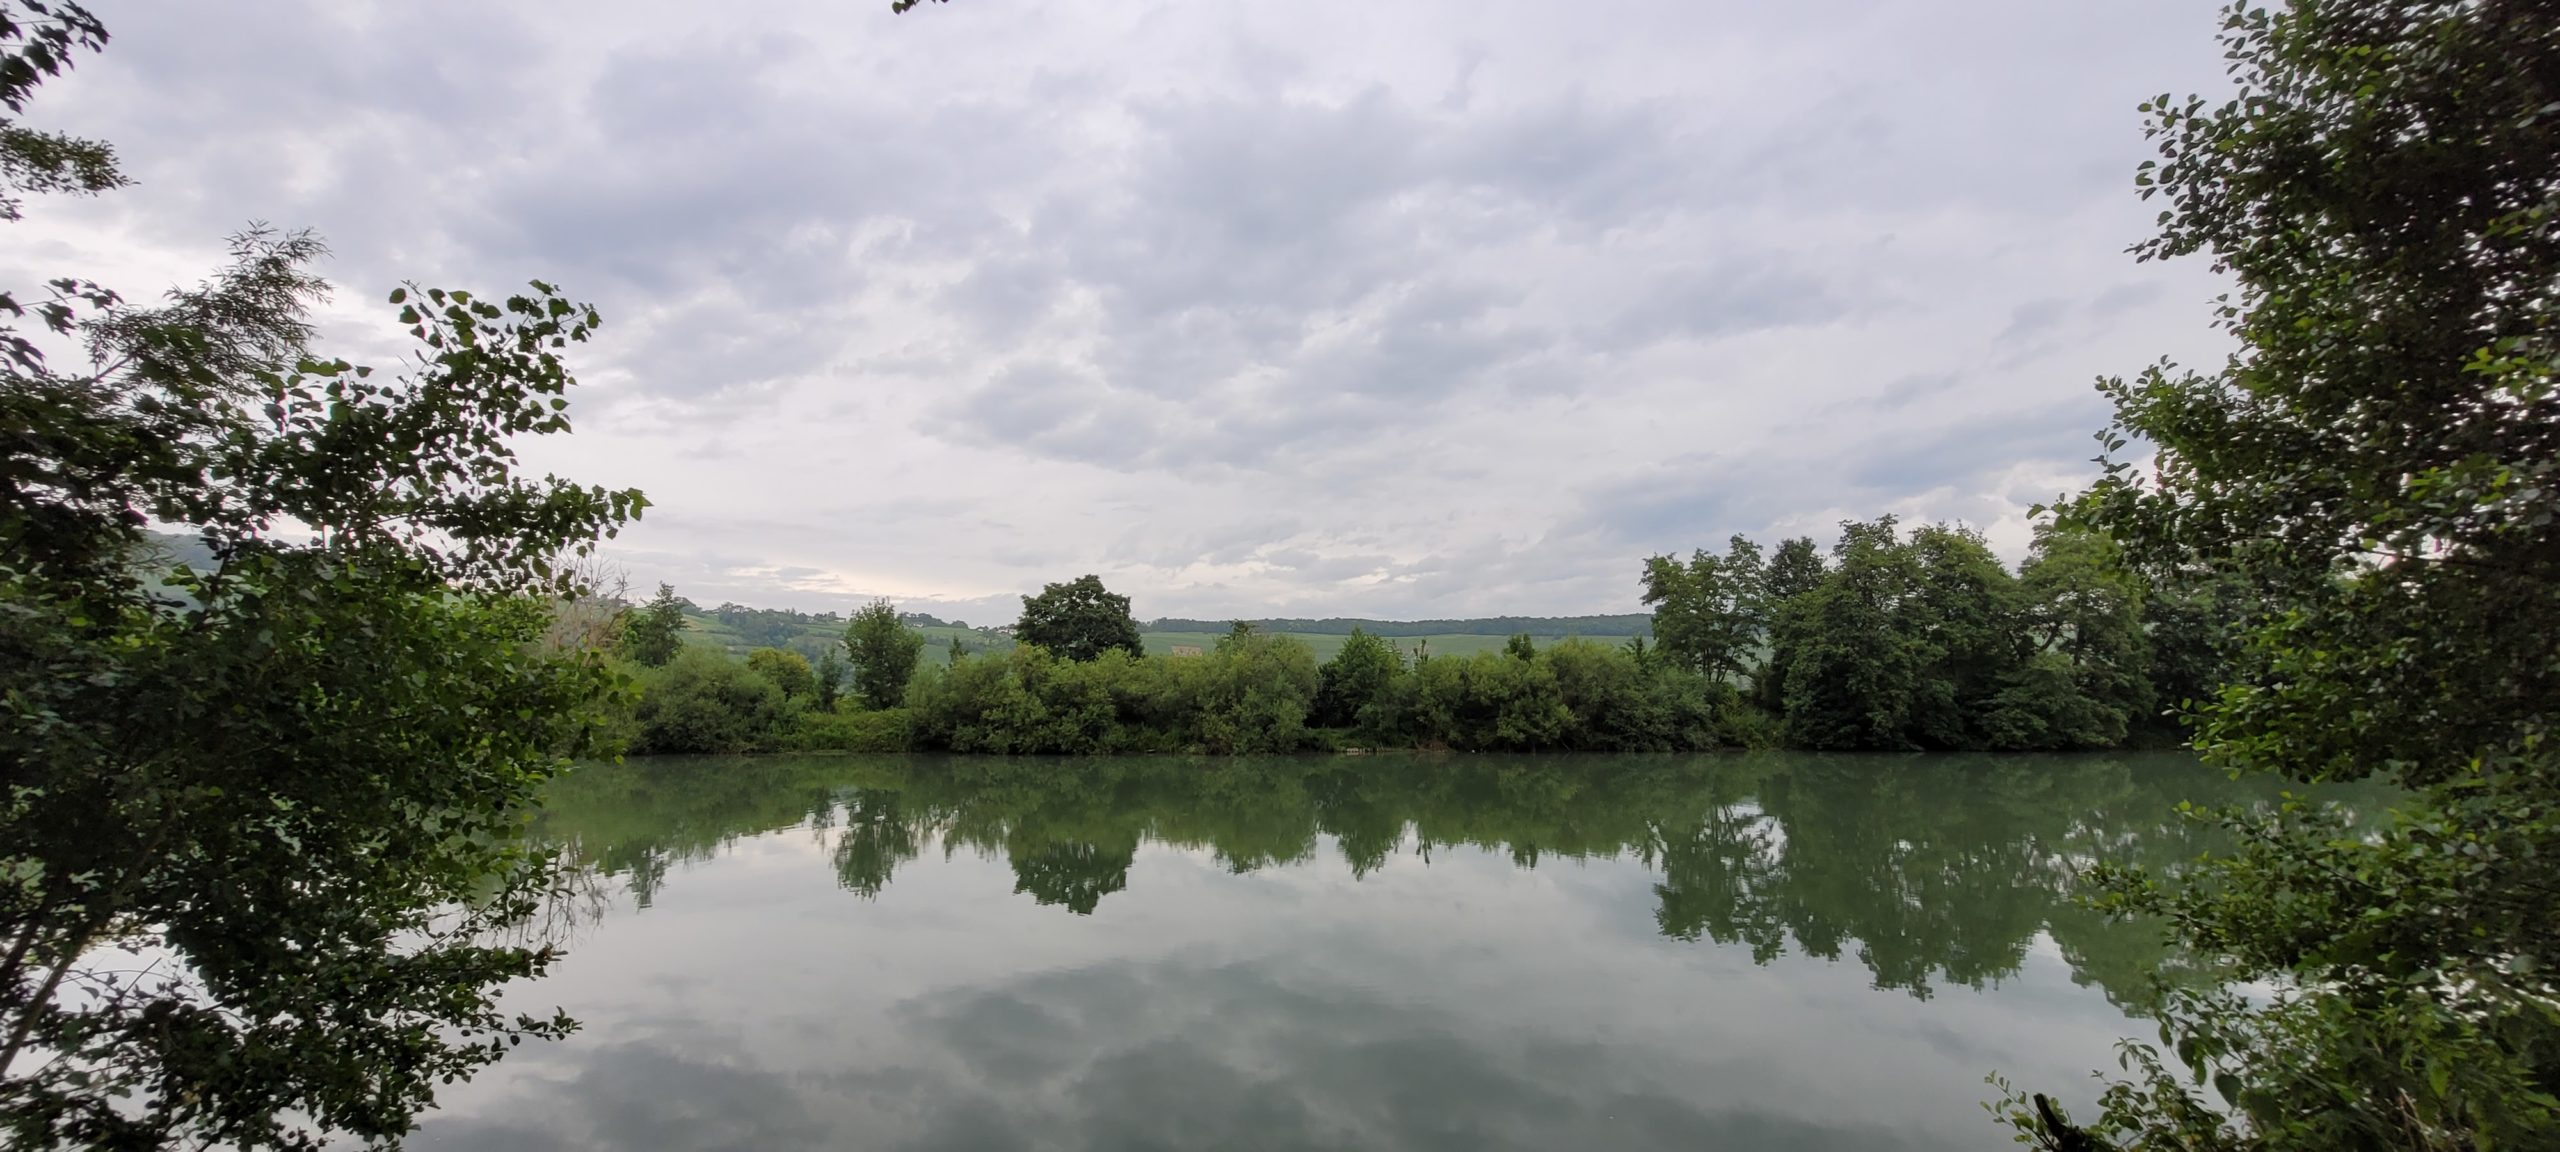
682, 614, 1015, 659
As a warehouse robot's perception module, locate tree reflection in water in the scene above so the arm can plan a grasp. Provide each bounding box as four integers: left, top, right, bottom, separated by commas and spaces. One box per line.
534, 752, 2389, 1010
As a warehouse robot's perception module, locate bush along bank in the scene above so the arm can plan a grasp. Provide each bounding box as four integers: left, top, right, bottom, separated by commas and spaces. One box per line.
599, 516, 2238, 757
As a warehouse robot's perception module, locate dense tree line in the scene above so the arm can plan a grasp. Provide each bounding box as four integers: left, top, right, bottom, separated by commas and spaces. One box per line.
607, 532, 2231, 757
1645, 519, 2237, 752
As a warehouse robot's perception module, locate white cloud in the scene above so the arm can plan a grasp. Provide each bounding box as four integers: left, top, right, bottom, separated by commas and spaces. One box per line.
25, 0, 2242, 619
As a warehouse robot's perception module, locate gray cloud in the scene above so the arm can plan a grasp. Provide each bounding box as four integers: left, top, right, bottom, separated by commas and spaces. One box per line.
411, 1042, 828, 1152
418, 959, 1925, 1151
28, 0, 2242, 617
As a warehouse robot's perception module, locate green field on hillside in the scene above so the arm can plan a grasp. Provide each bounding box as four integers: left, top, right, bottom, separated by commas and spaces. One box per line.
683, 614, 1013, 661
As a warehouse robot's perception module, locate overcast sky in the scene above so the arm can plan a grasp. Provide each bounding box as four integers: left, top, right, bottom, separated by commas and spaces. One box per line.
19, 0, 2240, 622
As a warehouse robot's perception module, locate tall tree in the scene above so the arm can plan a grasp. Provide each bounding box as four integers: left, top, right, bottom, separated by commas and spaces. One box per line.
1640, 535, 1767, 682
1771, 518, 1932, 749
1314, 627, 1403, 731
1901, 523, 2026, 748
1751, 536, 1829, 709
1996, 523, 2153, 748
2007, 1, 2560, 1147
1015, 574, 1144, 663
0, 6, 644, 1146
618, 582, 688, 667
1761, 536, 1827, 605
844, 598, 926, 710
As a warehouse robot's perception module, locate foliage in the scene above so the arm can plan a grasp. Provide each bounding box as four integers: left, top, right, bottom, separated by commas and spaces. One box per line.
1313, 627, 1404, 732
0, 3, 120, 224
629, 648, 796, 755
1642, 534, 1768, 682
1985, 525, 2152, 750
2004, 1, 2560, 1148
905, 646, 1131, 754
0, 5, 644, 1144
2122, 565, 2248, 745
1771, 518, 2001, 749
673, 515, 2210, 758
813, 648, 846, 711
541, 751, 2392, 1002
787, 706, 911, 754
641, 512, 2214, 758
744, 646, 817, 703
843, 597, 927, 710
1014, 574, 1144, 663
1762, 536, 1828, 604
904, 634, 1324, 755
881, 628, 1738, 756
1645, 517, 2178, 753
617, 582, 688, 667
1363, 641, 1723, 753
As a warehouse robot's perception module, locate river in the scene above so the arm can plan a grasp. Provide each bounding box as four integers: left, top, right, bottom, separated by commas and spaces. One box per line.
408, 751, 2382, 1151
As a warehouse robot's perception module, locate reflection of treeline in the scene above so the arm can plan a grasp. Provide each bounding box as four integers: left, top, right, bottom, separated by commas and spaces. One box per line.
602, 517, 2237, 756
535, 752, 2391, 1007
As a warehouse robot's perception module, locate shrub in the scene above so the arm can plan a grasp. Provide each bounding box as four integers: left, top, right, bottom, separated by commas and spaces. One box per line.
745, 647, 817, 703
789, 706, 912, 753
631, 647, 798, 754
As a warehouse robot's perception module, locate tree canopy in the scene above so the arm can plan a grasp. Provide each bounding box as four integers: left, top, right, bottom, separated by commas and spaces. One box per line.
0, 5, 643, 1146
843, 598, 927, 709
1015, 574, 1145, 663
2003, 1, 2560, 1147
617, 581, 689, 666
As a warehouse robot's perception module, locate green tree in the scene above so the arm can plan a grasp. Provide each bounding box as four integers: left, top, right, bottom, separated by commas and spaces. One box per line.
1771, 518, 1932, 749
1901, 523, 2026, 747
619, 582, 688, 667
1983, 524, 2151, 750
1765, 519, 2037, 750
844, 598, 926, 710
1751, 536, 1826, 709
813, 648, 846, 711
1761, 536, 1827, 604
2125, 564, 2247, 743
2005, 1, 2560, 1147
0, 7, 644, 1145
1015, 574, 1144, 663
1314, 627, 1404, 730
1641, 534, 1768, 682
745, 646, 817, 703
630, 648, 793, 754
1178, 629, 1321, 753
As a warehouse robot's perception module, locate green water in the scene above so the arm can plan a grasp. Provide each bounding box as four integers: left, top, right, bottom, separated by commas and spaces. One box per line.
410, 752, 2385, 1151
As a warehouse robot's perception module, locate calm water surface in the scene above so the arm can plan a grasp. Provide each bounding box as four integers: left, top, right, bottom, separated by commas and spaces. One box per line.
411, 752, 2379, 1152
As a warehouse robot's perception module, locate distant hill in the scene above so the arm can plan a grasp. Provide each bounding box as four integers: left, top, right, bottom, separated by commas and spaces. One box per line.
682, 603, 1012, 662
116, 547, 1656, 655
1141, 615, 1652, 638
140, 529, 222, 572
